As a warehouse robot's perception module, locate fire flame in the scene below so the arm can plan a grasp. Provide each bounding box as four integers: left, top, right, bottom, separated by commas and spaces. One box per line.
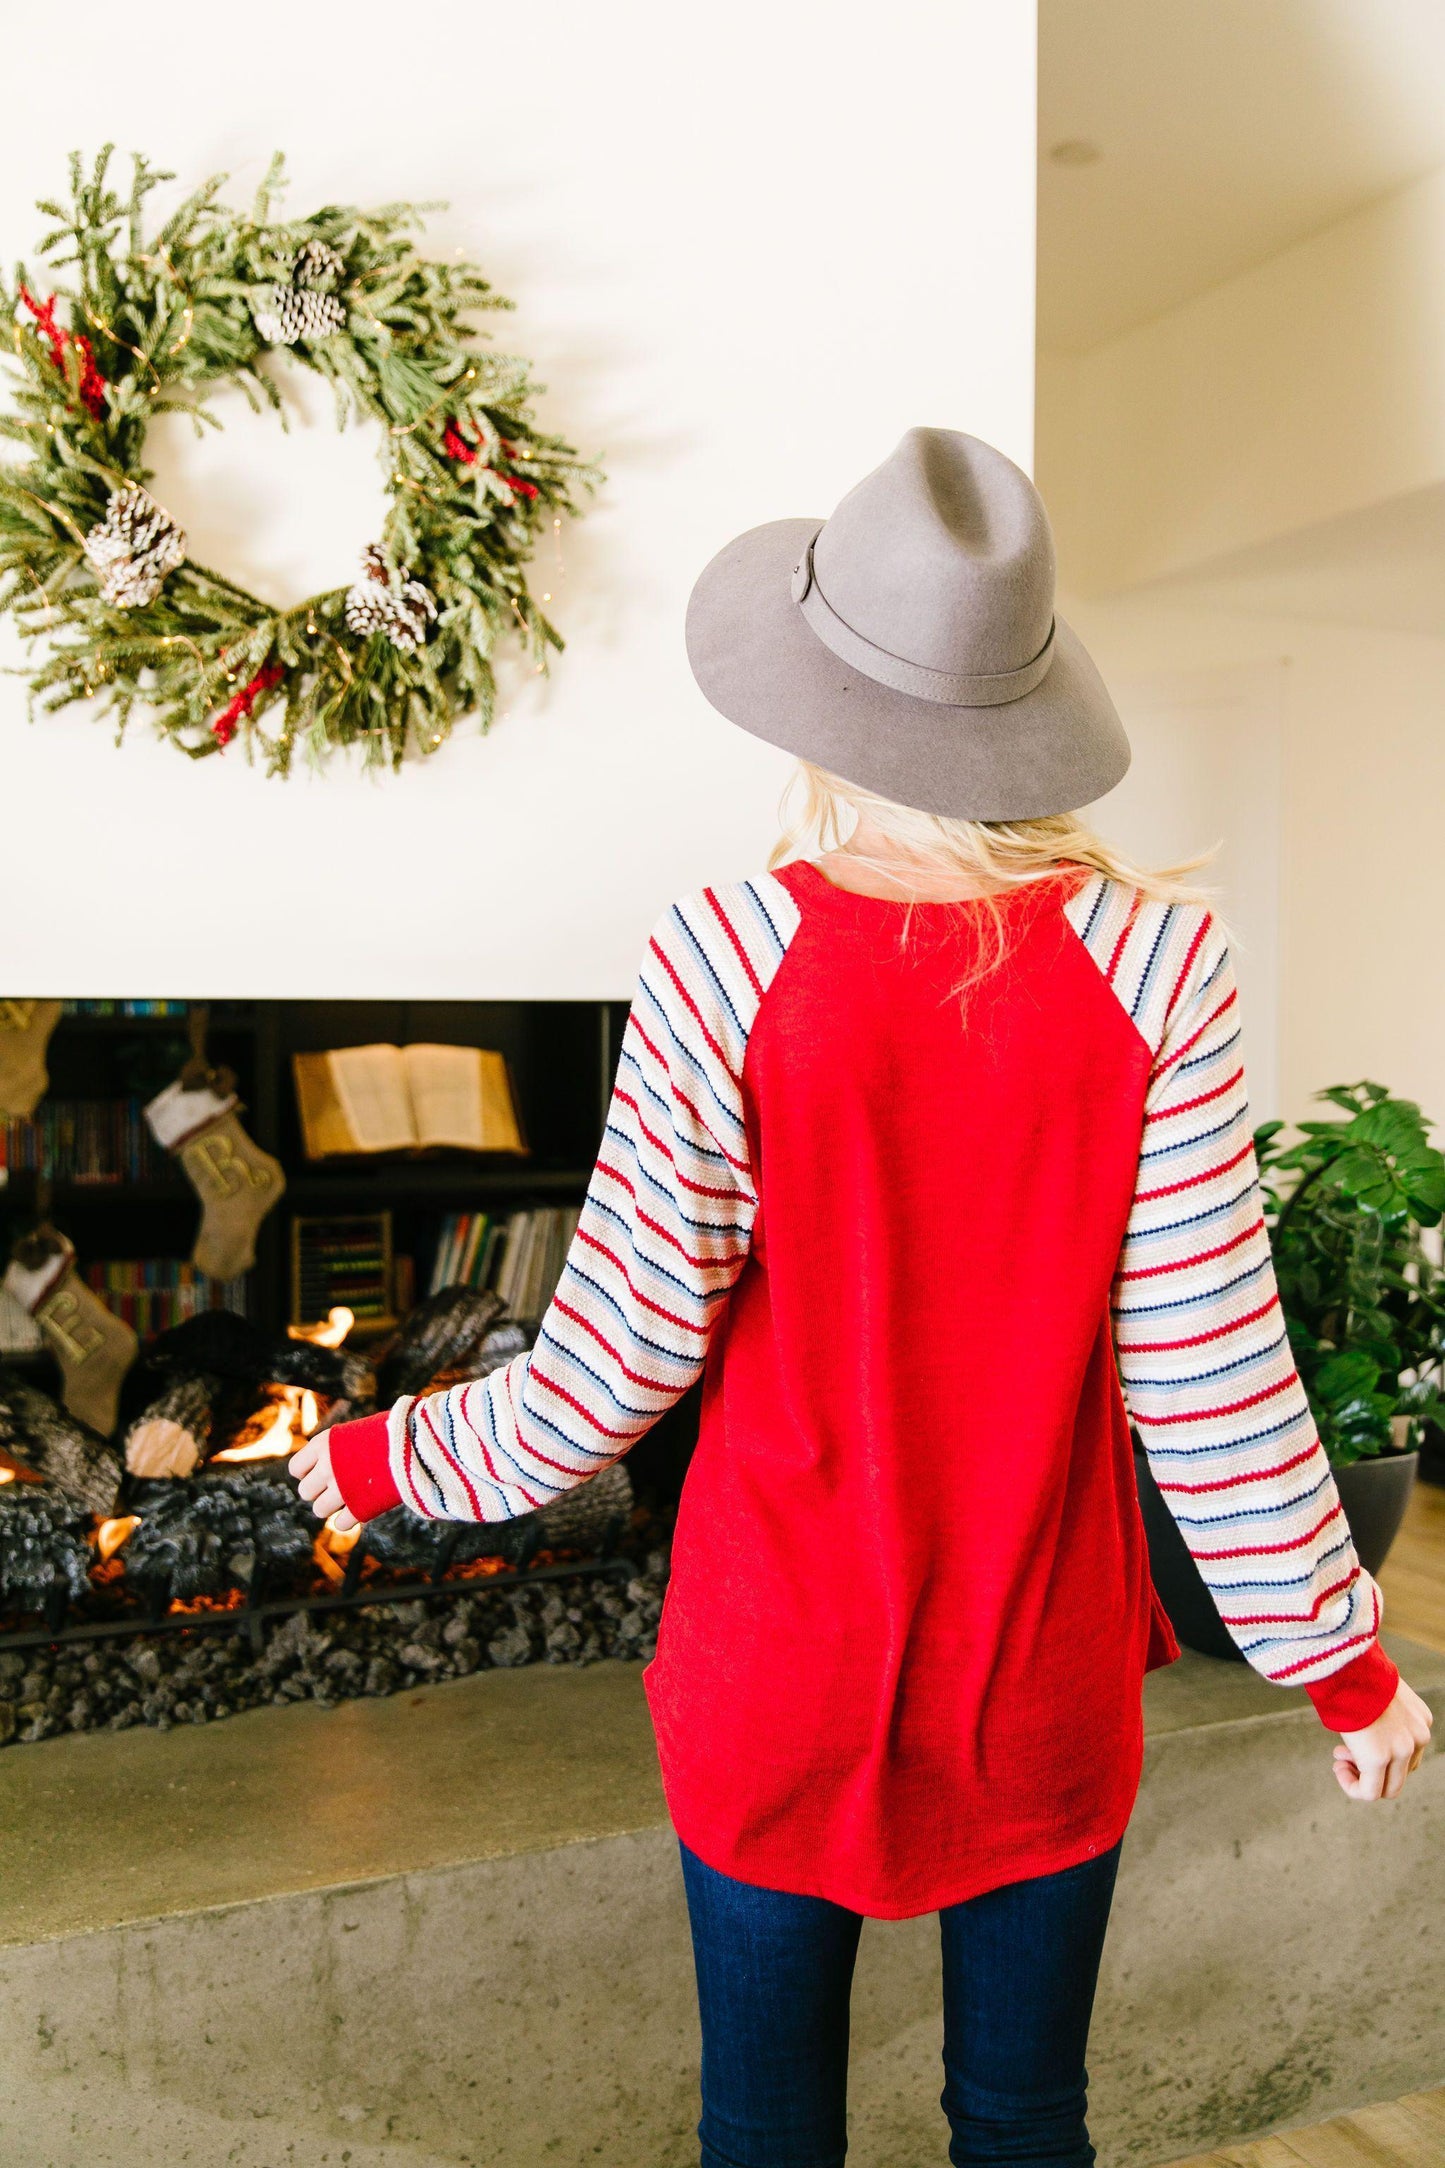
0, 1468, 12, 1487
167, 1588, 247, 1617
96, 1514, 139, 1561
313, 1509, 363, 1584
212, 1387, 322, 1464
287, 1306, 354, 1349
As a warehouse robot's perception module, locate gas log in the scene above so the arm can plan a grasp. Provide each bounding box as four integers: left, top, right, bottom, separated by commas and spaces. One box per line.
124, 1374, 216, 1479
375, 1286, 508, 1402
363, 1459, 635, 1575
0, 1368, 122, 1516
1, 1281, 640, 1643
0, 1482, 92, 1613
122, 1466, 319, 1604
0, 1368, 119, 1621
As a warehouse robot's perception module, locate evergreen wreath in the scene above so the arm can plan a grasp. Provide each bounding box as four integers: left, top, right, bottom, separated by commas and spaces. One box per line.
0, 149, 597, 774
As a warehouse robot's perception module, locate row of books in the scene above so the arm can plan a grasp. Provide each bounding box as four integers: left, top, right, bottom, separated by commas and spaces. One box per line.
61, 1000, 191, 1018
82, 1259, 249, 1337
498, 1207, 582, 1324
0, 1100, 174, 1186
0, 1263, 246, 1351
429, 1205, 581, 1325
429, 1211, 507, 1294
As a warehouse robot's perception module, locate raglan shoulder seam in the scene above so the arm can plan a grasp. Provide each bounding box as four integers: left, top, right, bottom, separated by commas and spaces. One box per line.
633, 875, 802, 1193
1062, 874, 1220, 1061
645, 877, 801, 1039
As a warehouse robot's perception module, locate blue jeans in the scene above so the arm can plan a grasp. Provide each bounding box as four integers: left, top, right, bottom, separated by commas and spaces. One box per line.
679, 1839, 1122, 2168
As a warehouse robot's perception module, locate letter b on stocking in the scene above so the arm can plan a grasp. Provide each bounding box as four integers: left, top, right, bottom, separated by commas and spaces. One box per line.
177, 1111, 286, 1281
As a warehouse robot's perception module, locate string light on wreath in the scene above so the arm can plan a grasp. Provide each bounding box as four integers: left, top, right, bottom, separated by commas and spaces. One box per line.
0, 147, 599, 775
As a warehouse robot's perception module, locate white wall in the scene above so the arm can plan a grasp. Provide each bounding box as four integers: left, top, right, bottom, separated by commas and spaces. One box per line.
1066, 592, 1445, 1132
1038, 159, 1445, 1139
1084, 656, 1285, 1118
0, 0, 1038, 999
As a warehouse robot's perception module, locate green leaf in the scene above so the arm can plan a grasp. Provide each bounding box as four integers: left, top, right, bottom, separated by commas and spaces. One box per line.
1312, 1350, 1381, 1405
1403, 1170, 1445, 1222
1329, 1147, 1397, 1211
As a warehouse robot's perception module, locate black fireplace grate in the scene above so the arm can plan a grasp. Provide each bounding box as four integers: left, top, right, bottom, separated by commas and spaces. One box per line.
0, 1553, 634, 1656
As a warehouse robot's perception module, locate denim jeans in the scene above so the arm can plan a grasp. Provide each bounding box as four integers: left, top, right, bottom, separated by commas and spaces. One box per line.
679, 1838, 1122, 2168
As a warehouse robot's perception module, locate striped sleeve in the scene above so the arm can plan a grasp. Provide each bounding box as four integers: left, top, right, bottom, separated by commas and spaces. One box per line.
341, 876, 800, 1526
1071, 880, 1400, 1733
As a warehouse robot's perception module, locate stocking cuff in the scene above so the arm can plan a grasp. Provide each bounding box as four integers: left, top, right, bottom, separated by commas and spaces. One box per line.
145, 1078, 239, 1151
3, 1236, 75, 1316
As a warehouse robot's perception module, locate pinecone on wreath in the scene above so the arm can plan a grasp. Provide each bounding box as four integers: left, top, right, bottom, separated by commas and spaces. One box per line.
344, 544, 439, 652
293, 238, 345, 292
250, 240, 348, 347
83, 484, 186, 609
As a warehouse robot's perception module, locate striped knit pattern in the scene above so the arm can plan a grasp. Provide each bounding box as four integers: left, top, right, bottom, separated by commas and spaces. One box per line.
1065, 874, 1385, 1691
385, 877, 801, 1521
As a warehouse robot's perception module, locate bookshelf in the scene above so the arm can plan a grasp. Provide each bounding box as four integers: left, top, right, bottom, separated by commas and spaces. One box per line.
0, 997, 628, 1343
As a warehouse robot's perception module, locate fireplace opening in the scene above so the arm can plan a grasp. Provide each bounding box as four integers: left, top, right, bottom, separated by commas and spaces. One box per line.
0, 997, 698, 1747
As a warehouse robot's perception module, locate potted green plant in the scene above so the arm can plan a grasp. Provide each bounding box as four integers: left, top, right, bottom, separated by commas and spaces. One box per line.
1134, 1082, 1445, 1662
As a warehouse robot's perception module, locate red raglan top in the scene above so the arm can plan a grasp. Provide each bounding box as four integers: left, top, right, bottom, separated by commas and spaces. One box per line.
329, 862, 1399, 1917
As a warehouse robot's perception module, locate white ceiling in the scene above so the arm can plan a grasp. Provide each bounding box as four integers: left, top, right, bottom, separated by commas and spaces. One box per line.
1039, 0, 1445, 353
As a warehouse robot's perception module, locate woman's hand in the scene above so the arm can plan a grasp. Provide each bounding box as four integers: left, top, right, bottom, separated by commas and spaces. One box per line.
1333, 1681, 1433, 1801
288, 1429, 359, 1532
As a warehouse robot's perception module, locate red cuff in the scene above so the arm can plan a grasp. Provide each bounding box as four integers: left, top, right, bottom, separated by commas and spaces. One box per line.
1303, 1640, 1400, 1732
326, 1411, 403, 1522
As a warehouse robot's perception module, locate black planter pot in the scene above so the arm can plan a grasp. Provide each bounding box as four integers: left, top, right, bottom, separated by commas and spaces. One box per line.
1418, 1420, 1445, 1488
1134, 1444, 1419, 1664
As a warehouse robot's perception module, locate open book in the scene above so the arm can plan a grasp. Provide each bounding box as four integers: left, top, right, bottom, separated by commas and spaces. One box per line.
293, 1044, 526, 1159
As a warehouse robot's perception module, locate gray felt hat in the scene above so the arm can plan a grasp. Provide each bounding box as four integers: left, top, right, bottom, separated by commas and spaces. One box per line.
684, 427, 1129, 820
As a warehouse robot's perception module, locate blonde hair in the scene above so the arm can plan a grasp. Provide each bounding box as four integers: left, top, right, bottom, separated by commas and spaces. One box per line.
769, 762, 1214, 989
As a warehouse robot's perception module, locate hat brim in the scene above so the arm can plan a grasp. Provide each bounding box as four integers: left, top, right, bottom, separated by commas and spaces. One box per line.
685, 518, 1130, 821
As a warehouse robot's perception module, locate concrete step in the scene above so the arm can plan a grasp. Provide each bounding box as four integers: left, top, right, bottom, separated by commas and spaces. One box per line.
1, 1639, 1441, 2167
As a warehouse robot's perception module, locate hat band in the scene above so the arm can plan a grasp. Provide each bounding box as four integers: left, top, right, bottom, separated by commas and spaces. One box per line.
791, 535, 1056, 708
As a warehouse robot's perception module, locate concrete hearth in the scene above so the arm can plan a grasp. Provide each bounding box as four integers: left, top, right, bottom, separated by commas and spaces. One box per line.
0, 1638, 1441, 2168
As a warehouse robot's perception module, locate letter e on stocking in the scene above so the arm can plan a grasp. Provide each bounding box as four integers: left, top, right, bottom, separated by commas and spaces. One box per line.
36, 1273, 138, 1436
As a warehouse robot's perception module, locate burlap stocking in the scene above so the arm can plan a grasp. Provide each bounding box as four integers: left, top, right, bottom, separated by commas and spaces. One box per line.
145, 1077, 286, 1281
0, 1000, 63, 1119
3, 1231, 139, 1437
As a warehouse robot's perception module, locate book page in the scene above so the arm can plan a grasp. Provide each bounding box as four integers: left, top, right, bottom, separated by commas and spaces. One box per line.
474, 1048, 526, 1153
327, 1045, 418, 1153
403, 1045, 525, 1153
293, 1051, 361, 1160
